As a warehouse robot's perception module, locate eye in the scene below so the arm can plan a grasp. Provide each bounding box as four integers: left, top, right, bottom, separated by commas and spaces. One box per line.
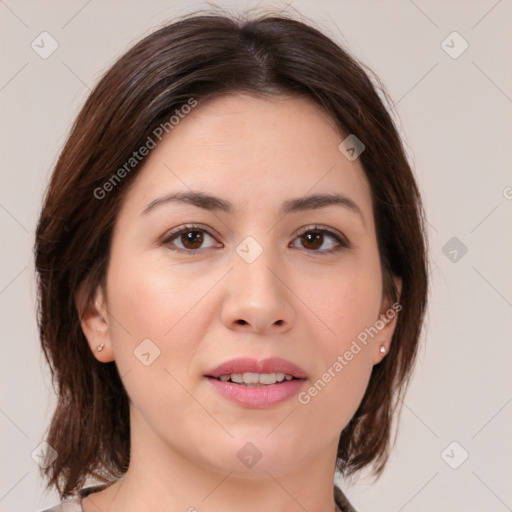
290, 225, 350, 254
161, 224, 222, 254
161, 224, 351, 255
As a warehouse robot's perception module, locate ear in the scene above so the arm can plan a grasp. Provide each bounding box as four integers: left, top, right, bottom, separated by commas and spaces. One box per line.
74, 281, 115, 363
372, 276, 402, 365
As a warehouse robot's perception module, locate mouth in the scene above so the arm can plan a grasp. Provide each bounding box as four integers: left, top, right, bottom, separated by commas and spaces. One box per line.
204, 357, 307, 408
206, 372, 301, 386
205, 356, 308, 382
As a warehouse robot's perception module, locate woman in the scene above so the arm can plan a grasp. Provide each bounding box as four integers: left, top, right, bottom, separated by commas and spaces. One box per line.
34, 9, 428, 512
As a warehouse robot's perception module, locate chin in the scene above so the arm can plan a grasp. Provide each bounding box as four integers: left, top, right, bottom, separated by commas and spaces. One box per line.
202, 436, 310, 478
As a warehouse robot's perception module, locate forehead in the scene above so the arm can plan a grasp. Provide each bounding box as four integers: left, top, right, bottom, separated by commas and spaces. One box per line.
119, 93, 373, 222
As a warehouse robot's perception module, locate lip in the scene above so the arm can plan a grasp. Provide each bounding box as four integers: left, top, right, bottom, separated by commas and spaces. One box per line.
204, 357, 308, 409
205, 357, 308, 379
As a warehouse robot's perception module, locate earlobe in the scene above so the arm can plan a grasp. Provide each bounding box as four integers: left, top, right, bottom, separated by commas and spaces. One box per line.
373, 276, 402, 364
372, 341, 389, 365
74, 282, 115, 363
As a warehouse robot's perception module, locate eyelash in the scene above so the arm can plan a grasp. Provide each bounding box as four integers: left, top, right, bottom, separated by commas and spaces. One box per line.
161, 224, 351, 255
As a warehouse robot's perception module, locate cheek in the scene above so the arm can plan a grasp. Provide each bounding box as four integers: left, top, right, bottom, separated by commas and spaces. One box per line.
310, 257, 383, 345
104, 258, 211, 427
296, 254, 382, 424
298, 311, 376, 435
105, 255, 214, 381
293, 330, 374, 450
107, 253, 210, 338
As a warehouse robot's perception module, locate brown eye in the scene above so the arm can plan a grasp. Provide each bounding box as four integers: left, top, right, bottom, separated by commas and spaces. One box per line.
162, 225, 221, 254
291, 226, 350, 254
179, 229, 204, 250
299, 231, 323, 250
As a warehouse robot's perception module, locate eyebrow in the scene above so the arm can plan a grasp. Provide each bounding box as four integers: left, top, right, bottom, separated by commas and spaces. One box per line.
140, 190, 366, 227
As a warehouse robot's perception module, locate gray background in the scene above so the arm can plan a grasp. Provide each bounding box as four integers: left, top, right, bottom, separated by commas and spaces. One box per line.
1, 1, 511, 511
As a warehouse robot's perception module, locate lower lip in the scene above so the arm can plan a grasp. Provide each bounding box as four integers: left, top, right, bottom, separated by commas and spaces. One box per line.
206, 377, 306, 408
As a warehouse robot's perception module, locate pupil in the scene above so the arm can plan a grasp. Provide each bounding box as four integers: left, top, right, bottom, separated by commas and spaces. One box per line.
182, 230, 203, 249
303, 232, 321, 250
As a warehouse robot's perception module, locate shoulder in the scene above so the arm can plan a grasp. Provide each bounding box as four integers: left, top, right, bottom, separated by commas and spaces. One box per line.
334, 484, 358, 512
39, 483, 110, 512
38, 498, 82, 511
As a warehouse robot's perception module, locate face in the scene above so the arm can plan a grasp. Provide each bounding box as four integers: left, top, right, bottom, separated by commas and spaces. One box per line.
80, 93, 400, 478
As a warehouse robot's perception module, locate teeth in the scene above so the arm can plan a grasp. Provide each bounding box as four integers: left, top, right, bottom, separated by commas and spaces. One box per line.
244, 372, 260, 384
259, 373, 277, 385
216, 372, 294, 385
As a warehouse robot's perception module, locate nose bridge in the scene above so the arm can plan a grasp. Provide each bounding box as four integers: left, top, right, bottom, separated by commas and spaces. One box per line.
234, 234, 283, 298
221, 233, 295, 331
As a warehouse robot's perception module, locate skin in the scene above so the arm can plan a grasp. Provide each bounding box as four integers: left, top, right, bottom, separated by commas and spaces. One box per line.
77, 93, 400, 512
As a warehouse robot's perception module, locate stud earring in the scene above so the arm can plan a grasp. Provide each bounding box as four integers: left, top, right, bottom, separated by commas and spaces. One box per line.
379, 344, 386, 356
96, 344, 105, 352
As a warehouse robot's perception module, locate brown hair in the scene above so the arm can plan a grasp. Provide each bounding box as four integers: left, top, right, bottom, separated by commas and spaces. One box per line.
34, 8, 428, 499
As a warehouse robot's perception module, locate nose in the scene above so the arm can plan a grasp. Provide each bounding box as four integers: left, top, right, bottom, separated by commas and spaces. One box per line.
220, 241, 296, 334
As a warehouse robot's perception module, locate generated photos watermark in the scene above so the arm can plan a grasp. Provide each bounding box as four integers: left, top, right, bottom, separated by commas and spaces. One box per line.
298, 302, 402, 405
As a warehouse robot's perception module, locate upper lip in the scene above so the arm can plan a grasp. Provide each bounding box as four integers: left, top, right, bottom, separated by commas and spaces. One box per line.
206, 357, 308, 379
